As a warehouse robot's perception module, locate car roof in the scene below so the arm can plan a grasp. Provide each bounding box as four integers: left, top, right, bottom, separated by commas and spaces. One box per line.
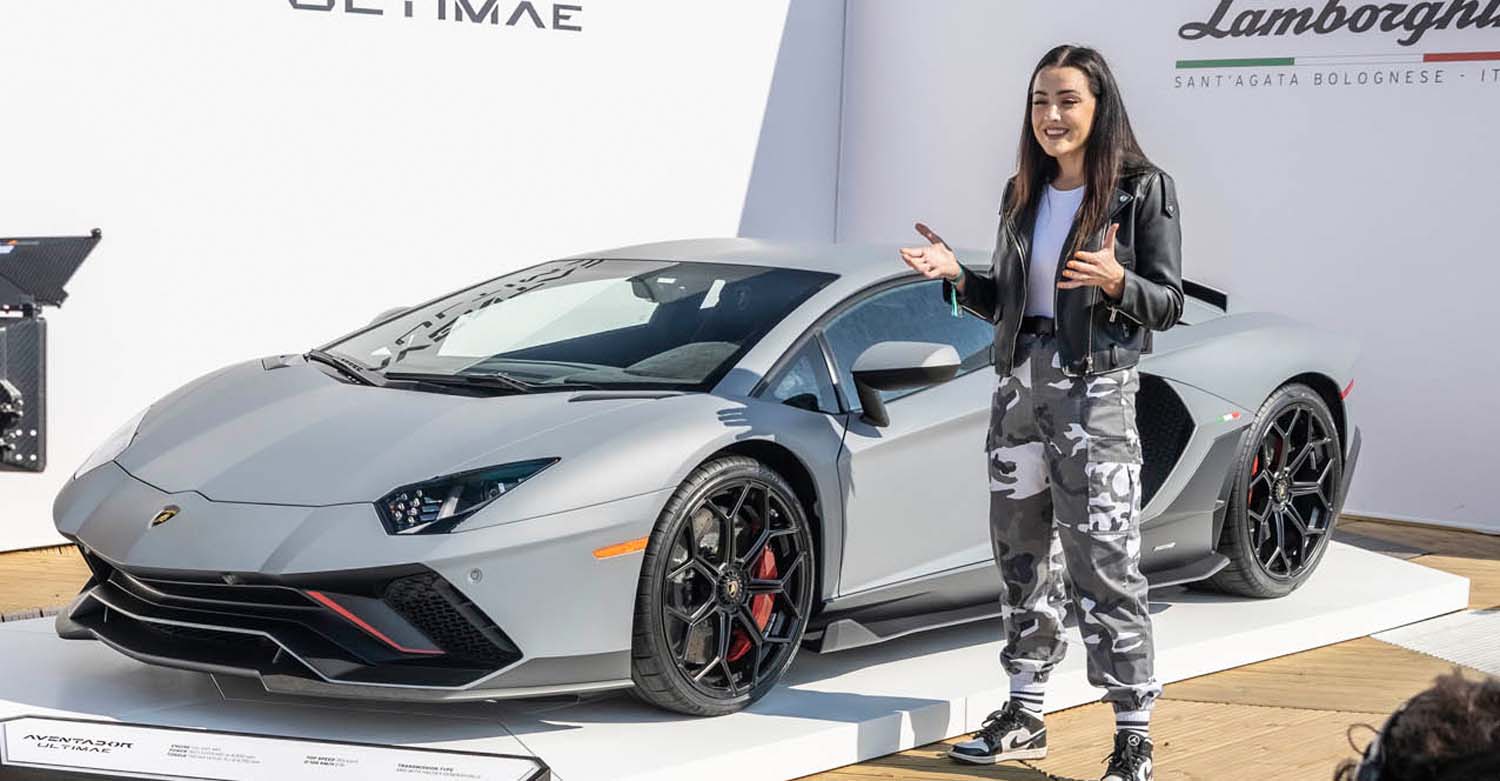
559, 237, 991, 286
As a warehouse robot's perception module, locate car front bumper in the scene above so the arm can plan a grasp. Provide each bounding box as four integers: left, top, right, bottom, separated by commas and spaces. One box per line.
54, 462, 673, 702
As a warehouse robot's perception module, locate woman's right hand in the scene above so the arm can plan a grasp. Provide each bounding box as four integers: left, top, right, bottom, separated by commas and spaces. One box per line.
899, 222, 962, 283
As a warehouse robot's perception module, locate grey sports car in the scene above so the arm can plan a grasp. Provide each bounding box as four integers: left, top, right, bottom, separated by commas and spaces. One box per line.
53, 238, 1361, 716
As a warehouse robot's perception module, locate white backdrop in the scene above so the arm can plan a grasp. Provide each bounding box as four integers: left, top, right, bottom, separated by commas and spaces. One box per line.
4, 1, 1497, 552
0, 0, 845, 551
836, 0, 1500, 533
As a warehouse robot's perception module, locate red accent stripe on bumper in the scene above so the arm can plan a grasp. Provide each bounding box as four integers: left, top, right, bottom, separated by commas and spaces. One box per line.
305, 590, 445, 656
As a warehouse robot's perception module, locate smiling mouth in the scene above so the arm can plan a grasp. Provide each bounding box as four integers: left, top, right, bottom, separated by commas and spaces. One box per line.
1043, 128, 1068, 139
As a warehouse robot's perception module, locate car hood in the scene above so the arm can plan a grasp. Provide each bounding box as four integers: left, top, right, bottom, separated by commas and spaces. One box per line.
116, 358, 659, 506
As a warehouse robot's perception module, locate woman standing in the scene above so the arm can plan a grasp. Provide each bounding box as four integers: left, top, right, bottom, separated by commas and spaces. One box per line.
899, 44, 1184, 781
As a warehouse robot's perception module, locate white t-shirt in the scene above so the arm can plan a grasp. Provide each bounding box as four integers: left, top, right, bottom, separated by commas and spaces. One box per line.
1024, 182, 1087, 318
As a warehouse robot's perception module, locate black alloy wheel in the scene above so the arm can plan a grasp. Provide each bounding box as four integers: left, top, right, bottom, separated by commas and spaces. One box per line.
630, 455, 815, 716
1205, 383, 1343, 598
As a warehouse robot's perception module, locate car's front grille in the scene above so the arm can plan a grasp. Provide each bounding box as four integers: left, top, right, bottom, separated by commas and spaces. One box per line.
138, 621, 265, 648
127, 575, 315, 608
72, 552, 522, 689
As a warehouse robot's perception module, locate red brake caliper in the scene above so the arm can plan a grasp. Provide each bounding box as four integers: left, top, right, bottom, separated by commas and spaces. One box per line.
1250, 454, 1260, 502
726, 547, 778, 663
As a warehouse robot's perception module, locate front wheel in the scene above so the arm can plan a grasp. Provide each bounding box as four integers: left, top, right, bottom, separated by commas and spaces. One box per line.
1204, 383, 1343, 598
629, 456, 815, 715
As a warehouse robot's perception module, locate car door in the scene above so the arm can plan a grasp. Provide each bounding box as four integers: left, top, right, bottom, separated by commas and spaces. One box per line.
822, 279, 996, 596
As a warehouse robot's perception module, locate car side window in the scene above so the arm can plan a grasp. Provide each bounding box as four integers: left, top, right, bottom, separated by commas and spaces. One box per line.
822, 280, 992, 410
765, 339, 840, 415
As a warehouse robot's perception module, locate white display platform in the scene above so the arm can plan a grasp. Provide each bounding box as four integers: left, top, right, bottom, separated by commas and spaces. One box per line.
0, 542, 1468, 781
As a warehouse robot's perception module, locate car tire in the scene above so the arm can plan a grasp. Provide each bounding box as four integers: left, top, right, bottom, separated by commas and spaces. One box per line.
1203, 383, 1344, 598
629, 455, 815, 716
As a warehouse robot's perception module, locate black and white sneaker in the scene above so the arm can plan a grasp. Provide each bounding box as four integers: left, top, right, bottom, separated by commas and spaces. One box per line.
947, 700, 1046, 764
1101, 731, 1154, 781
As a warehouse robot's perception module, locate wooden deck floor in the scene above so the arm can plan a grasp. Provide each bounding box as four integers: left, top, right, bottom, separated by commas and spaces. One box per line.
0, 544, 91, 621
801, 517, 1499, 781
0, 517, 1494, 781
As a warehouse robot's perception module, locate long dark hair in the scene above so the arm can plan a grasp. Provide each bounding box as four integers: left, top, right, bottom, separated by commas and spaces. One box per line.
1003, 45, 1154, 251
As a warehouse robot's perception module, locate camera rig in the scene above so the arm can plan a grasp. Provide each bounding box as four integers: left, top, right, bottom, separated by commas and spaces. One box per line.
0, 228, 101, 472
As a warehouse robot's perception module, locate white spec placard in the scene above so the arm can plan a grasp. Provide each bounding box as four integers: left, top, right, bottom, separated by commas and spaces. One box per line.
0, 716, 547, 781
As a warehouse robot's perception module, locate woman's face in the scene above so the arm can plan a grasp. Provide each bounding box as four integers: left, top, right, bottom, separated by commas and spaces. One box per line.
1031, 65, 1096, 160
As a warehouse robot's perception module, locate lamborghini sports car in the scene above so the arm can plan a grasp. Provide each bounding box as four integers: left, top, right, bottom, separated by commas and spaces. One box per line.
54, 238, 1361, 715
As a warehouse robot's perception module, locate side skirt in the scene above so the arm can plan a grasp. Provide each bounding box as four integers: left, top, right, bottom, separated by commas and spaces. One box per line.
805, 552, 1230, 655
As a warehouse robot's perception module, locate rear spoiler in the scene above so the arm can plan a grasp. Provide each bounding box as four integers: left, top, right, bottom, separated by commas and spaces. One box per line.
1182, 278, 1227, 312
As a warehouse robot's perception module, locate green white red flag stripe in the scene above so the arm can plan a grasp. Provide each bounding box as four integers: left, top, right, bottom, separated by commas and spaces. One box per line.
1177, 50, 1500, 68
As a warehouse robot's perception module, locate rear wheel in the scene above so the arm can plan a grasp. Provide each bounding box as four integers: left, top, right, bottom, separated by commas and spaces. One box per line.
1204, 383, 1343, 598
629, 456, 815, 715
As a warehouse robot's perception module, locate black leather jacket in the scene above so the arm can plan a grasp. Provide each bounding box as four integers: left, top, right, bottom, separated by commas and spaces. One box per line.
941, 164, 1185, 378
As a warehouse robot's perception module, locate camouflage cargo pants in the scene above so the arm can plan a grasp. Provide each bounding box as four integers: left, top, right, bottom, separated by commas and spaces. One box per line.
987, 330, 1161, 712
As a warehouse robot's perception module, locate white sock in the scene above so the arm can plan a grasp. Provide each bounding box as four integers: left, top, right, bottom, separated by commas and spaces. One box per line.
1009, 670, 1045, 717
1115, 708, 1150, 739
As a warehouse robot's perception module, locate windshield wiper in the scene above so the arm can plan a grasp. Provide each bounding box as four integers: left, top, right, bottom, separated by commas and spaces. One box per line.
385, 371, 604, 394
306, 350, 384, 387
386, 370, 533, 394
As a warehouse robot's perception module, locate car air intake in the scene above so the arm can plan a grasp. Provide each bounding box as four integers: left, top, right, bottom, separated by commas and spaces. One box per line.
1137, 375, 1194, 506
382, 573, 519, 667
70, 551, 522, 687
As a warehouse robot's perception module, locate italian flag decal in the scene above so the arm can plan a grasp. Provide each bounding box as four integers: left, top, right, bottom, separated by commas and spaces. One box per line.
1177, 50, 1500, 68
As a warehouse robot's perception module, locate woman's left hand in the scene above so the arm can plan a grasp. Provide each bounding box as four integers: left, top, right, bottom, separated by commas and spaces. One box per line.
1057, 222, 1126, 300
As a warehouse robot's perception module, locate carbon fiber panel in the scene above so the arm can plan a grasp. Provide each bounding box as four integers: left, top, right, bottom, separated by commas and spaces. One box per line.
0, 317, 45, 472
0, 232, 99, 307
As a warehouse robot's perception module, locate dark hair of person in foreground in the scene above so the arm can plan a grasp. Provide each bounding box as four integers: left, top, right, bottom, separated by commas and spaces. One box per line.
1334, 669, 1500, 780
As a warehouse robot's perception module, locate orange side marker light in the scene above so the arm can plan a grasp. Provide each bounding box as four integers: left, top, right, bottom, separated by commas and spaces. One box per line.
594, 536, 649, 560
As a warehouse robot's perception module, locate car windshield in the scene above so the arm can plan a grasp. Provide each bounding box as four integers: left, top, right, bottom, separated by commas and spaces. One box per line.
322, 258, 836, 392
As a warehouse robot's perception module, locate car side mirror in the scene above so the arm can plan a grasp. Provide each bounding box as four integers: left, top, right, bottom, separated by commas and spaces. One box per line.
850, 341, 960, 428
369, 306, 409, 326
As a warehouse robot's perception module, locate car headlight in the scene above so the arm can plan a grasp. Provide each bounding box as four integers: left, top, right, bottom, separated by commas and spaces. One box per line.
73, 407, 151, 480
377, 458, 559, 535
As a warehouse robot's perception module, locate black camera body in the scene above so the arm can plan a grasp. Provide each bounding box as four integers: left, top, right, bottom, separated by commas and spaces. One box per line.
0, 319, 45, 470
0, 229, 100, 473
